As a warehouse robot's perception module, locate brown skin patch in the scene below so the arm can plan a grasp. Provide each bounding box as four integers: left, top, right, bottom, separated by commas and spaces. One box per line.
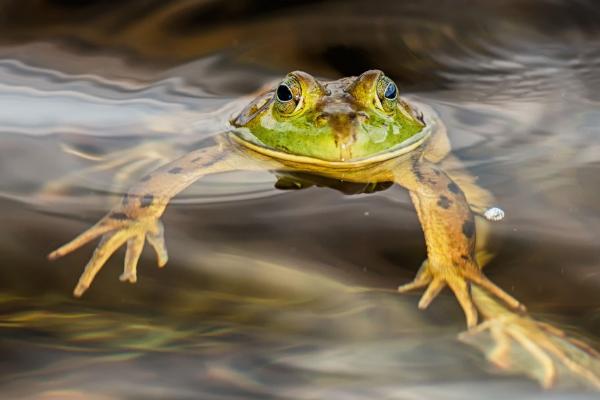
462, 220, 475, 239
413, 165, 426, 183
140, 194, 154, 208
110, 212, 129, 220
437, 195, 452, 209
448, 182, 460, 194
193, 152, 227, 167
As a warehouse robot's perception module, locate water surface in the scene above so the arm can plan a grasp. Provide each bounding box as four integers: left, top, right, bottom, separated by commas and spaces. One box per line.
1, 1, 600, 399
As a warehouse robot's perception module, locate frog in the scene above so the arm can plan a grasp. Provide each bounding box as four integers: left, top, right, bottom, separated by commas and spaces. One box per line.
48, 69, 523, 328
47, 70, 600, 388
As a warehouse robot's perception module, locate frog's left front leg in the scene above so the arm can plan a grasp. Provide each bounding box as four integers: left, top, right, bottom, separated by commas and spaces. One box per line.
394, 158, 523, 327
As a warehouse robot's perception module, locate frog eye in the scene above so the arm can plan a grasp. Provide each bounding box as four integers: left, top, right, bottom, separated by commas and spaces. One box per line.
376, 75, 398, 113
384, 82, 397, 100
276, 84, 293, 102
274, 75, 302, 115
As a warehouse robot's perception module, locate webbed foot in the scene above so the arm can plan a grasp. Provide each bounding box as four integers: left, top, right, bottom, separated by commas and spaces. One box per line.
459, 310, 600, 389
48, 213, 168, 297
398, 260, 524, 328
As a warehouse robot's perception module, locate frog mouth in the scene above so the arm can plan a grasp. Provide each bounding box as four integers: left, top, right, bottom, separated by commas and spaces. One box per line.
230, 100, 437, 166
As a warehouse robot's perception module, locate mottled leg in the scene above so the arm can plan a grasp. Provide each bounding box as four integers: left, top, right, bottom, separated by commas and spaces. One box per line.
49, 142, 259, 296
422, 126, 600, 388
394, 158, 522, 327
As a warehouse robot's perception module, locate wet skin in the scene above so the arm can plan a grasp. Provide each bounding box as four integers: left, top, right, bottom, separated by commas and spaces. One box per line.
46, 70, 600, 388
48, 69, 522, 328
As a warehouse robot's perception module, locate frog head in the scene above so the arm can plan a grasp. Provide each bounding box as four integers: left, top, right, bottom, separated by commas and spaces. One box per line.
231, 70, 425, 161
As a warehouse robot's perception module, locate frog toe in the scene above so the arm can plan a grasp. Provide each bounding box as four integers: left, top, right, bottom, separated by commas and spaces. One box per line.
119, 235, 144, 284
48, 221, 116, 261
446, 277, 478, 328
73, 229, 131, 297
147, 221, 168, 268
464, 268, 525, 311
417, 278, 446, 309
397, 261, 432, 293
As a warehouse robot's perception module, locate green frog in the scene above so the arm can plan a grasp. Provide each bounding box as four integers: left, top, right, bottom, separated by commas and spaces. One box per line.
48, 70, 600, 388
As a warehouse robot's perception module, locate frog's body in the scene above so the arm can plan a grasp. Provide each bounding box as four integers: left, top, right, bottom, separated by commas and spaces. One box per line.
47, 70, 600, 388
48, 69, 521, 328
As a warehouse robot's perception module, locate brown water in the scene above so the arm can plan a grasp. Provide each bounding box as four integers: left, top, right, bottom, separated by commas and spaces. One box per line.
1, 1, 600, 399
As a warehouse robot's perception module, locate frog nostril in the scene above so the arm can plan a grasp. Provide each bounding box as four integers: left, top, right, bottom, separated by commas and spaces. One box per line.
315, 113, 329, 126
356, 111, 369, 120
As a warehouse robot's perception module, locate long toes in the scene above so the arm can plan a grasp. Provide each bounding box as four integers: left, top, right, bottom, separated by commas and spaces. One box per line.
73, 230, 130, 297
447, 278, 478, 328
511, 330, 557, 389
488, 326, 512, 369
49, 223, 114, 260
120, 235, 144, 284
398, 261, 433, 293
73, 282, 89, 298
398, 280, 429, 293
147, 221, 168, 268
418, 278, 446, 309
466, 270, 524, 311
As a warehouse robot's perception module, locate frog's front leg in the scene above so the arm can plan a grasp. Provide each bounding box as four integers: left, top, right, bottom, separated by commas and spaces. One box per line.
49, 143, 253, 297
394, 158, 523, 327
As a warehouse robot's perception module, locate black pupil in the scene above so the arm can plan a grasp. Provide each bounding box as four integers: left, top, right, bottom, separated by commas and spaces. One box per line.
277, 84, 293, 102
384, 82, 397, 99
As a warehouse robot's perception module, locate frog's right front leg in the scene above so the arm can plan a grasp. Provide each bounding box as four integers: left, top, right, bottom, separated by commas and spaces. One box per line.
48, 143, 255, 297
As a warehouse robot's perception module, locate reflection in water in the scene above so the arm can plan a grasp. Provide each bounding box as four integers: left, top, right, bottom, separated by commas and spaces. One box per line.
1, 0, 600, 398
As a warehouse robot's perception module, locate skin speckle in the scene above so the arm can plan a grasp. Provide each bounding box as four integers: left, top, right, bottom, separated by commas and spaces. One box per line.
437, 195, 452, 209
110, 212, 129, 220
169, 167, 183, 174
448, 182, 460, 194
462, 220, 475, 239
413, 165, 425, 182
191, 151, 227, 168
140, 194, 154, 208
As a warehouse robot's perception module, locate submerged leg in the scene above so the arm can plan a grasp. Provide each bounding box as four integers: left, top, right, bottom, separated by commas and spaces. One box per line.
41, 141, 174, 197
394, 158, 522, 327
49, 142, 258, 296
421, 128, 600, 387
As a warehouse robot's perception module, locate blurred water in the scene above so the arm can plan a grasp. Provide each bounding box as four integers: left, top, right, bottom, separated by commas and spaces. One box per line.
0, 0, 600, 399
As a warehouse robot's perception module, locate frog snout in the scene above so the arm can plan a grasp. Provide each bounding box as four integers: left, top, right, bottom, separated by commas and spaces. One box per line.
314, 110, 368, 127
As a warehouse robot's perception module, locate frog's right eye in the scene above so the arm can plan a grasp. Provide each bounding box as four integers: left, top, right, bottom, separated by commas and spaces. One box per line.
274, 75, 302, 115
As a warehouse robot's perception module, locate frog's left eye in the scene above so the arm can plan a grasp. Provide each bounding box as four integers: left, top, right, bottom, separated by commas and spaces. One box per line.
376, 75, 398, 113
274, 75, 302, 115
276, 84, 293, 102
